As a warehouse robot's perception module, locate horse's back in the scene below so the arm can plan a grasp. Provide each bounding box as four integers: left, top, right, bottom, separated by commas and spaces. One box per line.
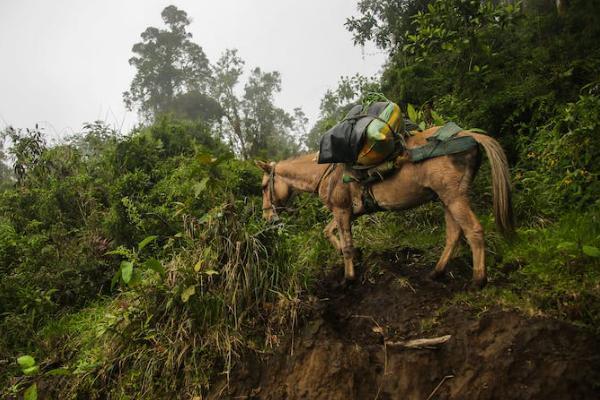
371, 126, 480, 209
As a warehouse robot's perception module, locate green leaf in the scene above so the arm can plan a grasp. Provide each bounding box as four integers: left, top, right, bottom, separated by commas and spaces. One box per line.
193, 177, 210, 197
144, 258, 165, 277
582, 245, 600, 258
111, 269, 121, 290
181, 285, 196, 303
431, 110, 445, 126
138, 235, 158, 251
47, 367, 71, 376
24, 383, 37, 400
556, 241, 577, 251
121, 261, 134, 284
23, 366, 39, 375
203, 269, 219, 276
407, 104, 418, 122
17, 355, 35, 369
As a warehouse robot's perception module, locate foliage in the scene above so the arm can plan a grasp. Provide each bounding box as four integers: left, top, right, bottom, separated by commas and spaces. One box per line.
514, 94, 600, 216
2, 1, 600, 398
123, 5, 212, 121
210, 49, 304, 159
124, 6, 303, 159
346, 0, 600, 217
452, 206, 600, 334
1, 125, 47, 183
0, 116, 333, 398
346, 0, 433, 49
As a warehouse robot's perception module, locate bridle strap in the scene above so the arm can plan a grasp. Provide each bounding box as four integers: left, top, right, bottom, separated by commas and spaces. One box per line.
312, 163, 335, 193
264, 162, 334, 215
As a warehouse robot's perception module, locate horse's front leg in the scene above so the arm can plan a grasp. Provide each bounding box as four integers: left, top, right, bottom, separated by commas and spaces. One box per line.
323, 219, 342, 252
333, 208, 356, 281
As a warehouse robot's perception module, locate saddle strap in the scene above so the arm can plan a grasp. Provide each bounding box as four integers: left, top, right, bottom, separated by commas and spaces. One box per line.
361, 184, 383, 213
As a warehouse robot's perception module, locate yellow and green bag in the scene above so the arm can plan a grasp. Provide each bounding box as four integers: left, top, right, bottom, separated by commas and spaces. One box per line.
356, 101, 403, 166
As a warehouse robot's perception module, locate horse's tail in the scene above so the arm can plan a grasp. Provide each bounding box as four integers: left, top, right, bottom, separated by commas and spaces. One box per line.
463, 131, 514, 237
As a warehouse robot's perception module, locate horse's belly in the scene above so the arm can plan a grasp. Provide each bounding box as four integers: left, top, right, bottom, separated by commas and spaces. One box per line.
370, 168, 435, 210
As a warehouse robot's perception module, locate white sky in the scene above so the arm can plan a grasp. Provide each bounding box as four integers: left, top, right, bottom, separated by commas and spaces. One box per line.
0, 0, 386, 140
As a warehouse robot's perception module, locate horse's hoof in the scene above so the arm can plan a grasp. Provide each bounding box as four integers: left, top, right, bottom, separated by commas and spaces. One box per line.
428, 270, 446, 281
341, 273, 357, 287
471, 277, 488, 290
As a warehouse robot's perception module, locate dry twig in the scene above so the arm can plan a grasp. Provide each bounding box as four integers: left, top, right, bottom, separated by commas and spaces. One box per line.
386, 335, 451, 349
426, 374, 454, 400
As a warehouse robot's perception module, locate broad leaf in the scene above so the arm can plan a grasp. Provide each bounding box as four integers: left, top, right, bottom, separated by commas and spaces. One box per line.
181, 285, 196, 303
17, 355, 35, 369
47, 367, 71, 376
144, 258, 165, 277
24, 383, 37, 400
121, 261, 134, 284
23, 366, 39, 375
138, 235, 158, 251
407, 104, 418, 122
556, 241, 577, 251
111, 269, 122, 290
582, 245, 600, 258
193, 177, 210, 197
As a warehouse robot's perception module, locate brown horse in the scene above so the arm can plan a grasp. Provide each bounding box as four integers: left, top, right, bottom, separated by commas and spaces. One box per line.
256, 127, 513, 288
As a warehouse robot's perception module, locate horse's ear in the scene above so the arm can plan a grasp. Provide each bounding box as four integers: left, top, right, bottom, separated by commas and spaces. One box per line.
255, 160, 272, 173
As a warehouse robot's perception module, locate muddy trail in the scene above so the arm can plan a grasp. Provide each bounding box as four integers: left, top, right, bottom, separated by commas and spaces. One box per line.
210, 248, 600, 400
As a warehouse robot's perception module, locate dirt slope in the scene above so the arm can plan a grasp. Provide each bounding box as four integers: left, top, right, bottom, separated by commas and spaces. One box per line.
210, 248, 600, 400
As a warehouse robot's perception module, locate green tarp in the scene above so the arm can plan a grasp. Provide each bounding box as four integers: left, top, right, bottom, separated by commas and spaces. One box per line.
408, 122, 477, 162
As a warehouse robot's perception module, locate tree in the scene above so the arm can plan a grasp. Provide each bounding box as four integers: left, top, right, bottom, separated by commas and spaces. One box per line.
1, 126, 46, 184
210, 50, 301, 159
0, 134, 15, 188
345, 0, 433, 50
123, 5, 212, 121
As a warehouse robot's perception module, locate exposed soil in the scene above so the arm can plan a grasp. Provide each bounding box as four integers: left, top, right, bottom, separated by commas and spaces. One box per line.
210, 248, 600, 400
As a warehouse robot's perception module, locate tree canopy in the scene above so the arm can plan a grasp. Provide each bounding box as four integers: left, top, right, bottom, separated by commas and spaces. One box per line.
124, 6, 302, 159
123, 5, 212, 121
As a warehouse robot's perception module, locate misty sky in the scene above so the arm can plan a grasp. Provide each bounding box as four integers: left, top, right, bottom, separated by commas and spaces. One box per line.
0, 0, 386, 140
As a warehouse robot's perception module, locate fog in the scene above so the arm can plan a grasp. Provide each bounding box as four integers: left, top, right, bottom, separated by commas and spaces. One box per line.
0, 0, 386, 139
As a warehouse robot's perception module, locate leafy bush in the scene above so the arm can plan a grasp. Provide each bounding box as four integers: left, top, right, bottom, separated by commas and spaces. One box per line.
514, 94, 600, 216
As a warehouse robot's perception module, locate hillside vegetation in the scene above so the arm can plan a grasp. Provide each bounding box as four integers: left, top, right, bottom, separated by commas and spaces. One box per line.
1, 1, 599, 398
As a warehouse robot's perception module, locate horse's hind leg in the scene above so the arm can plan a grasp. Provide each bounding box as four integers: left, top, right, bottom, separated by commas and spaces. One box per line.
429, 207, 462, 280
333, 208, 356, 281
446, 197, 486, 288
323, 219, 342, 252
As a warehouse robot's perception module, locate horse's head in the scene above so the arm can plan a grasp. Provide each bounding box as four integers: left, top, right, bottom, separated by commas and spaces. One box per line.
256, 160, 292, 222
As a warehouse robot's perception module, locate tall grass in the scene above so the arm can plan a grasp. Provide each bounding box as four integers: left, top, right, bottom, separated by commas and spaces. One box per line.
2, 197, 332, 399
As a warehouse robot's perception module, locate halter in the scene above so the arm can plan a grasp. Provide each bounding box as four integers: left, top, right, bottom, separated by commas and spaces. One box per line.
262, 162, 334, 218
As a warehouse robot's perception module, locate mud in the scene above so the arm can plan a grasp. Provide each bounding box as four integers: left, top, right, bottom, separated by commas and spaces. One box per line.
210, 248, 600, 399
